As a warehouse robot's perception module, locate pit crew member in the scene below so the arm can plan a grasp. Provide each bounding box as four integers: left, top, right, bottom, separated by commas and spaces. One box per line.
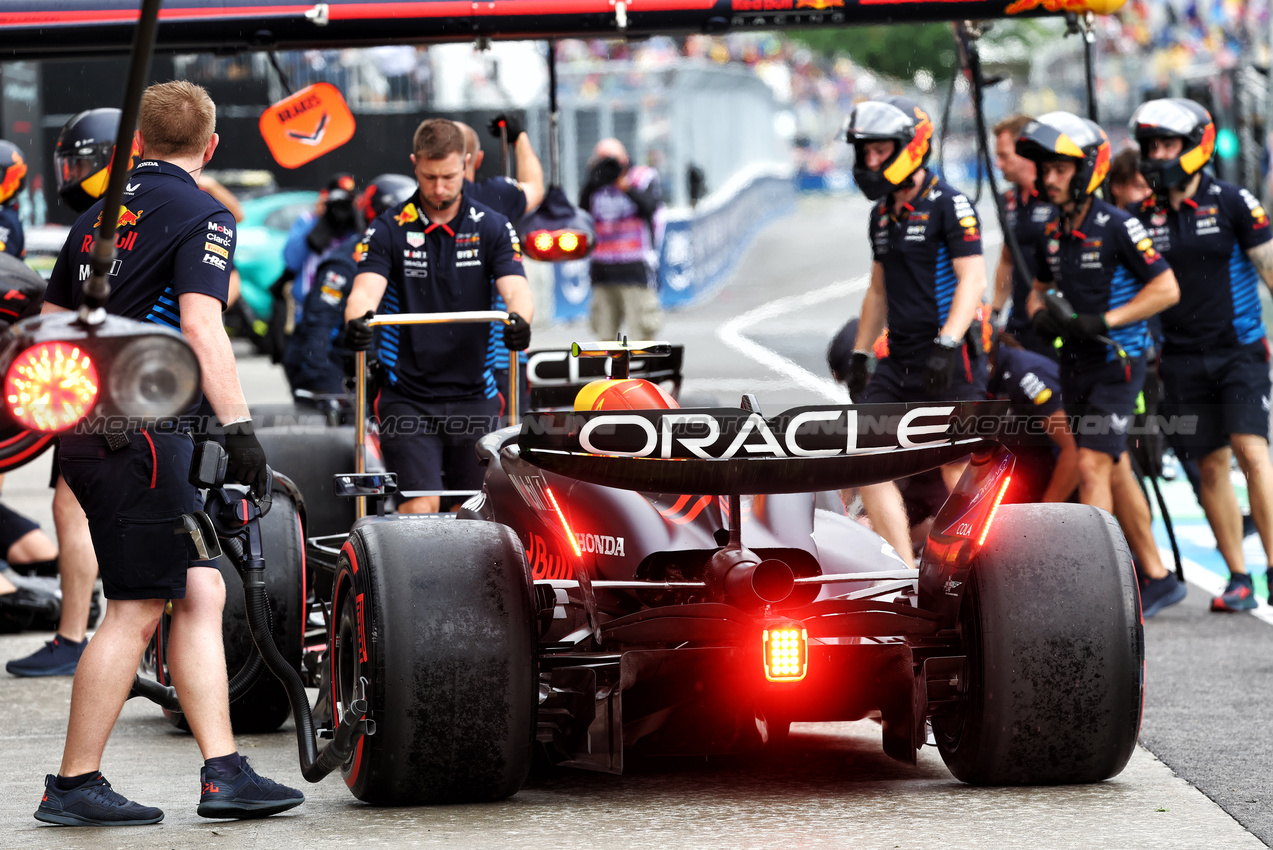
1131, 97, 1273, 611
1017, 111, 1186, 616
344, 118, 533, 514
986, 332, 1079, 502
284, 173, 416, 399
844, 95, 988, 568
37, 81, 303, 825
990, 114, 1056, 357
6, 107, 130, 678
0, 139, 27, 258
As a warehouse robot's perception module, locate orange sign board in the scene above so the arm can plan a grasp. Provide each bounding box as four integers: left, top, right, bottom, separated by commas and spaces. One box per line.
259, 83, 356, 169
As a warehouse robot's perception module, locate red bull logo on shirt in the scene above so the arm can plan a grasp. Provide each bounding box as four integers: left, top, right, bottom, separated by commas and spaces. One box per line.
94, 207, 142, 230
394, 203, 419, 226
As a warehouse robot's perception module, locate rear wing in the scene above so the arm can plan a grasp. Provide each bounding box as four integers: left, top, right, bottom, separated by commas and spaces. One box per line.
519, 400, 1009, 495
0, 0, 1127, 57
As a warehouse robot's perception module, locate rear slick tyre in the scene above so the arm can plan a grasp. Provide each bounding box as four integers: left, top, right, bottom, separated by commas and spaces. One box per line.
933, 503, 1144, 785
332, 519, 536, 805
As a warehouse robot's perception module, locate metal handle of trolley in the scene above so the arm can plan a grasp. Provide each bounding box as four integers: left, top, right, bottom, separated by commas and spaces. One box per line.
353, 310, 519, 518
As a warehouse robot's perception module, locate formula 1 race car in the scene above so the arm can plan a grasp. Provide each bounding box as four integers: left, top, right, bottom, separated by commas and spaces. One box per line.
295, 336, 1144, 805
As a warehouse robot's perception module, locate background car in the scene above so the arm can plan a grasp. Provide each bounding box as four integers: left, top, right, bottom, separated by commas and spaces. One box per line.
233, 189, 320, 325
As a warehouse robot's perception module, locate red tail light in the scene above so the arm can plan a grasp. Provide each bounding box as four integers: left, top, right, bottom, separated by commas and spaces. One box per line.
524, 229, 590, 262
977, 475, 1011, 546
545, 486, 581, 557
5, 342, 100, 432
763, 623, 807, 682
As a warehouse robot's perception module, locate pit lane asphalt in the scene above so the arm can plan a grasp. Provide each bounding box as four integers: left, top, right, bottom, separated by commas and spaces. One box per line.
0, 194, 1269, 847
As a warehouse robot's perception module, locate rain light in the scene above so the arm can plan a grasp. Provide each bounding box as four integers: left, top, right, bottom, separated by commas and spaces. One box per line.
5, 342, 100, 432
763, 624, 807, 682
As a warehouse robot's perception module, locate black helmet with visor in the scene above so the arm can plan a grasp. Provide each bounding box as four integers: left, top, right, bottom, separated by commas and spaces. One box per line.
55, 108, 132, 214
844, 96, 934, 201
0, 140, 28, 206
1015, 111, 1111, 210
1129, 98, 1215, 194
357, 173, 417, 222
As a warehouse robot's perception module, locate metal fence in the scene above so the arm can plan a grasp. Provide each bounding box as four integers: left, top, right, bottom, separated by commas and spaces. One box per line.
526, 60, 784, 209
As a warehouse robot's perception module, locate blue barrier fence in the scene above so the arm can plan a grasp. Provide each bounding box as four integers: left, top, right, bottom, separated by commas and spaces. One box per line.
550, 164, 796, 321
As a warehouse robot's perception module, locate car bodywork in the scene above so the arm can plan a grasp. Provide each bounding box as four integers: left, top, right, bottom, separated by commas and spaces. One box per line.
311, 393, 1017, 768
235, 190, 320, 323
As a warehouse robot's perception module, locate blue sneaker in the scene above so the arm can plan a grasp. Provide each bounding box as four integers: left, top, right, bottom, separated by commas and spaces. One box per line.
1140, 573, 1187, 618
1211, 573, 1258, 612
34, 773, 164, 826
6, 635, 86, 677
197, 757, 304, 819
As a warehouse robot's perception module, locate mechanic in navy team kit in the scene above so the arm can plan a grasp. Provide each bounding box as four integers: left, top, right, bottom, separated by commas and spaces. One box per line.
990, 115, 1057, 357
6, 109, 130, 680
986, 333, 1078, 503
343, 118, 533, 515
1130, 98, 1273, 611
284, 173, 417, 399
456, 113, 545, 416
1016, 111, 1188, 616
36, 82, 303, 826
843, 95, 988, 568
0, 139, 27, 259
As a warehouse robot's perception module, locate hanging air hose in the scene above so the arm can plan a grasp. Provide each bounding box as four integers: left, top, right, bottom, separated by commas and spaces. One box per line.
955, 22, 1184, 580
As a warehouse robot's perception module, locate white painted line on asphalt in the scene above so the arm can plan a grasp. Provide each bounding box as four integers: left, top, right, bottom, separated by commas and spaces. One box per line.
716, 276, 869, 403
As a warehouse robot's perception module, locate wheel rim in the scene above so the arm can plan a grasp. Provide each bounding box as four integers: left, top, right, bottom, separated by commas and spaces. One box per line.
335, 584, 361, 725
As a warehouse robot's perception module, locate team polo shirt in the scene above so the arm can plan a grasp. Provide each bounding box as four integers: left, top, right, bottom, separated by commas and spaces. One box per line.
1130, 172, 1272, 353
466, 177, 529, 386
868, 174, 983, 360
0, 205, 24, 258
466, 177, 525, 222
987, 345, 1063, 419
1002, 186, 1055, 333
356, 192, 524, 402
47, 159, 233, 324
1035, 196, 1169, 364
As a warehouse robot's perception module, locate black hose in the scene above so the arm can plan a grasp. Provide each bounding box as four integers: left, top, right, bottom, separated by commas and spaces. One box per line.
242, 559, 367, 783
242, 562, 318, 767
1128, 452, 1184, 581
127, 590, 267, 710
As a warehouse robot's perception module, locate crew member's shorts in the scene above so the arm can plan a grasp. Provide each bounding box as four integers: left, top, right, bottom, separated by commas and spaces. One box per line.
0, 503, 39, 558
1061, 354, 1146, 459
58, 431, 213, 601
374, 387, 500, 494
1159, 340, 1272, 461
862, 345, 988, 404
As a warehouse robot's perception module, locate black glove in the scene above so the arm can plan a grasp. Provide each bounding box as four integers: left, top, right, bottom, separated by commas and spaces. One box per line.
924, 338, 961, 394
1069, 312, 1109, 342
488, 113, 524, 143
503, 312, 531, 351
846, 351, 870, 402
341, 310, 375, 352
1031, 309, 1066, 341
223, 420, 269, 491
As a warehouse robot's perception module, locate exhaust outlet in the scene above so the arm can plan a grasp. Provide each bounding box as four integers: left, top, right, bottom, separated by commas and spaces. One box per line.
725, 558, 795, 606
